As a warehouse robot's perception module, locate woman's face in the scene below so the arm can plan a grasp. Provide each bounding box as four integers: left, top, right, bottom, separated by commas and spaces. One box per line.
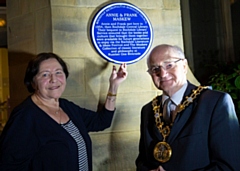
32, 58, 66, 100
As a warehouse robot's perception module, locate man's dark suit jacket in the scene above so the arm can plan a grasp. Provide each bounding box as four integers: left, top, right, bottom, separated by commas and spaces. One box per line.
136, 82, 240, 171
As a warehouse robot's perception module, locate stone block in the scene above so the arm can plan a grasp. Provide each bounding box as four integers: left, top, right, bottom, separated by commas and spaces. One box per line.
122, 0, 162, 9
52, 6, 97, 57
36, 7, 53, 53
90, 131, 140, 171
62, 58, 85, 97
51, 0, 106, 7
163, 0, 180, 10
35, 0, 50, 10
6, 0, 21, 19
152, 34, 184, 47
8, 14, 35, 48
109, 91, 158, 131
146, 8, 182, 35
21, 0, 35, 14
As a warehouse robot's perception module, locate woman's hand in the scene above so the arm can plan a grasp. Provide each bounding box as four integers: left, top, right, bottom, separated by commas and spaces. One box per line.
105, 63, 128, 110
108, 63, 128, 93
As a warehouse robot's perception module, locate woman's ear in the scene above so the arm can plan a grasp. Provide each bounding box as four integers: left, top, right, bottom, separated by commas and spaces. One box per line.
31, 81, 37, 91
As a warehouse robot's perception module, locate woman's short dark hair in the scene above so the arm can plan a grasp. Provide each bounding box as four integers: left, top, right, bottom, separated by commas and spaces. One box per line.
24, 52, 69, 93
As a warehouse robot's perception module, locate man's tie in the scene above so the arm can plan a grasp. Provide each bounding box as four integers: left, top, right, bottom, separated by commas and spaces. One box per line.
163, 98, 172, 123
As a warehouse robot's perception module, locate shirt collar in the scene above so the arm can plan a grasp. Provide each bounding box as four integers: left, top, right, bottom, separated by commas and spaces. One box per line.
162, 81, 188, 106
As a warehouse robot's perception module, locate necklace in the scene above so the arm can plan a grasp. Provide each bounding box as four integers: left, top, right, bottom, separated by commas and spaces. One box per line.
32, 94, 62, 124
55, 107, 62, 124
152, 86, 208, 163
45, 106, 62, 124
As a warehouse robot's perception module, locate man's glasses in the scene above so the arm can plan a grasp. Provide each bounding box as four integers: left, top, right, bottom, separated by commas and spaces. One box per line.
147, 59, 183, 74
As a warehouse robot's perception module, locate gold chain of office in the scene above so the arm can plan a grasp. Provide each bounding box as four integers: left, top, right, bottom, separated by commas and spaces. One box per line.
152, 85, 208, 163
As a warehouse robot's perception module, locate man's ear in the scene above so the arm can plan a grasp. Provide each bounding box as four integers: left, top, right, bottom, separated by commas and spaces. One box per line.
183, 59, 188, 74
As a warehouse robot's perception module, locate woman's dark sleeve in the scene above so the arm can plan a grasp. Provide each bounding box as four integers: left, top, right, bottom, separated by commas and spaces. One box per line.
63, 100, 115, 132
0, 108, 39, 171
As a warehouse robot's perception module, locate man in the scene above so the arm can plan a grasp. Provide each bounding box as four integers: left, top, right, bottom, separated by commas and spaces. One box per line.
135, 44, 240, 171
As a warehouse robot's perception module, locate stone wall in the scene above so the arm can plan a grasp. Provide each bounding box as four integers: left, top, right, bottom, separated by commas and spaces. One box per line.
6, 0, 199, 170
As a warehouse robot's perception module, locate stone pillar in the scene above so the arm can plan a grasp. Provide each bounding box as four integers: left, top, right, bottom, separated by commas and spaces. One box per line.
7, 0, 52, 111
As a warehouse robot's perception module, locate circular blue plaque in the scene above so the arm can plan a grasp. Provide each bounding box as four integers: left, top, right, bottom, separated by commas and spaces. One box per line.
91, 2, 153, 64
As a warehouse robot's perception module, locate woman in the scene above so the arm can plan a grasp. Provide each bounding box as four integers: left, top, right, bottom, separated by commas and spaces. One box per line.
0, 52, 128, 171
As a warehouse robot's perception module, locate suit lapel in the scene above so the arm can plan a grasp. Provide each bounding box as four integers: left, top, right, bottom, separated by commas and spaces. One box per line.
167, 83, 197, 144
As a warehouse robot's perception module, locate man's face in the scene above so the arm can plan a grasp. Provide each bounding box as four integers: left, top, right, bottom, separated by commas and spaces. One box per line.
148, 46, 188, 96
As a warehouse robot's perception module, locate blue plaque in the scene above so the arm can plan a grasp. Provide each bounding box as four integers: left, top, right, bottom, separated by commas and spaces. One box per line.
91, 2, 153, 64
